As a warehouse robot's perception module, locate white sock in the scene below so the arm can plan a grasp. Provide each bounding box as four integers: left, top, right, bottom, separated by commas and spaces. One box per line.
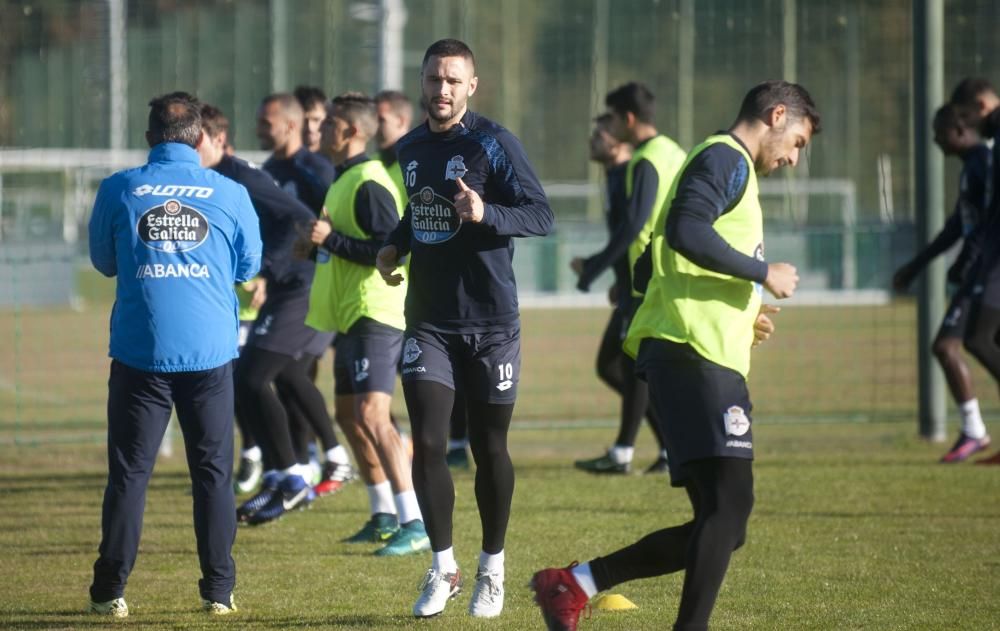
448, 439, 468, 451
570, 562, 599, 598
291, 463, 312, 482
609, 445, 634, 464
367, 481, 396, 515
325, 445, 349, 465
479, 549, 505, 578
281, 465, 297, 480
241, 446, 262, 461
432, 547, 458, 574
960, 399, 987, 439
394, 490, 423, 524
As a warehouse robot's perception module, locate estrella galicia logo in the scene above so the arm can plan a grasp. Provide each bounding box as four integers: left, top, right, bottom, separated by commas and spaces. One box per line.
410, 186, 461, 244
137, 198, 209, 253
444, 155, 467, 181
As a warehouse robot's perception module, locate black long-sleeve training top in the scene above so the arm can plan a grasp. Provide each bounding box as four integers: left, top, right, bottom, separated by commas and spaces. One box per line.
385, 110, 554, 332
262, 147, 336, 216
214, 155, 317, 291
577, 159, 646, 295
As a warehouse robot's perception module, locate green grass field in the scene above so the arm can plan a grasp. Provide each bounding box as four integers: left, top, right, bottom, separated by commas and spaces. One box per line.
3, 272, 1000, 628
1, 422, 998, 630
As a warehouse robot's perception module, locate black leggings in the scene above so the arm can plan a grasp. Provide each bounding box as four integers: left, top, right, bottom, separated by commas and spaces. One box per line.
236, 347, 337, 472
405, 380, 514, 554
589, 458, 754, 631
276, 354, 339, 461
596, 309, 667, 450
449, 389, 468, 443
964, 301, 1000, 386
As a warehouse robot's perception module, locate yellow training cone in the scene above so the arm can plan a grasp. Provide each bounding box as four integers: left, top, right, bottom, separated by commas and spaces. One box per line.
593, 593, 638, 611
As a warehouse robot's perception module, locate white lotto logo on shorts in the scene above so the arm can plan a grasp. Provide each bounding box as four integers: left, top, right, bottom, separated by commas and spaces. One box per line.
723, 405, 750, 436
403, 338, 422, 364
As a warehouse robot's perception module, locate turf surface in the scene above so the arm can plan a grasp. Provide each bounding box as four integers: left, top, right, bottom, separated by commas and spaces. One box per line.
1, 421, 997, 630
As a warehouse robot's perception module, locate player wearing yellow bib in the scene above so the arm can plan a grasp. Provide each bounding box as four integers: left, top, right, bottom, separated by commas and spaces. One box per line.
573, 83, 686, 475
306, 93, 429, 557
533, 81, 820, 631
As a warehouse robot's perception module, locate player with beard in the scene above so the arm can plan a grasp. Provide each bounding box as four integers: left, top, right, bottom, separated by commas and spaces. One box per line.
377, 38, 553, 618
532, 80, 819, 631
258, 92, 336, 215
257, 91, 349, 490
197, 104, 351, 526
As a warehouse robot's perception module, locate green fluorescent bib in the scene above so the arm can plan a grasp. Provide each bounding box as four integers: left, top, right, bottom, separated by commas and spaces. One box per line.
624, 134, 763, 377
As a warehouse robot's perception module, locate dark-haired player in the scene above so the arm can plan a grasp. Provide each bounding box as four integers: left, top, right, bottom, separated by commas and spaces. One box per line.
295, 85, 330, 156
572, 83, 686, 475
197, 104, 349, 526
377, 38, 553, 619
532, 80, 819, 631
87, 92, 261, 617
306, 92, 428, 556
893, 102, 992, 462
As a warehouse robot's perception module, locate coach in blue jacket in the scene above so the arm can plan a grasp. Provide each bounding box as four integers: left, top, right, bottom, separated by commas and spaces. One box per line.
86, 92, 262, 618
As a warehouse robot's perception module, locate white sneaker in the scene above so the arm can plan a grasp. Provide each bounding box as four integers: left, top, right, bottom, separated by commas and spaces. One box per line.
89, 597, 128, 618
202, 595, 237, 615
468, 568, 504, 618
413, 568, 462, 618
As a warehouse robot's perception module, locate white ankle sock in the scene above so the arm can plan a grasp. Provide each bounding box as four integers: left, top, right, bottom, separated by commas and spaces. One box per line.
609, 445, 634, 464
479, 549, 505, 577
570, 562, 598, 598
367, 481, 396, 515
241, 446, 262, 461
960, 399, 987, 439
433, 547, 458, 574
394, 490, 422, 524
325, 445, 349, 465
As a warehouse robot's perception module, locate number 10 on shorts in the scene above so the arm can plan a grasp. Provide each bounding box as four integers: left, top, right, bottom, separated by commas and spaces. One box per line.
496, 363, 514, 392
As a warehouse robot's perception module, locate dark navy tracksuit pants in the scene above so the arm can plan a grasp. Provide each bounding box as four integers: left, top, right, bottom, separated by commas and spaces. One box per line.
90, 360, 237, 603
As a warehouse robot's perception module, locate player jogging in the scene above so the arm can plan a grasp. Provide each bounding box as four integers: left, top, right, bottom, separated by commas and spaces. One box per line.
532, 80, 819, 631
377, 38, 553, 618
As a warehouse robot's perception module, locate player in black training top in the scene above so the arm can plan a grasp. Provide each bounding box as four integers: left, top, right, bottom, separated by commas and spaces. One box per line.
376, 38, 553, 620
258, 92, 336, 215
950, 77, 1000, 465
893, 102, 992, 462
197, 104, 345, 526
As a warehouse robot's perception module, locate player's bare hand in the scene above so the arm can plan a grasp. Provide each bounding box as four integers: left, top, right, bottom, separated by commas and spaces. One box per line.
892, 262, 917, 292
570, 257, 584, 276
376, 245, 405, 286
249, 276, 268, 310
310, 207, 333, 245
764, 263, 798, 299
753, 304, 780, 347
454, 177, 484, 223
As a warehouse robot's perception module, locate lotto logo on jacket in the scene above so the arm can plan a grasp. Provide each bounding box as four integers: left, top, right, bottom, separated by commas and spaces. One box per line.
138, 198, 209, 252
